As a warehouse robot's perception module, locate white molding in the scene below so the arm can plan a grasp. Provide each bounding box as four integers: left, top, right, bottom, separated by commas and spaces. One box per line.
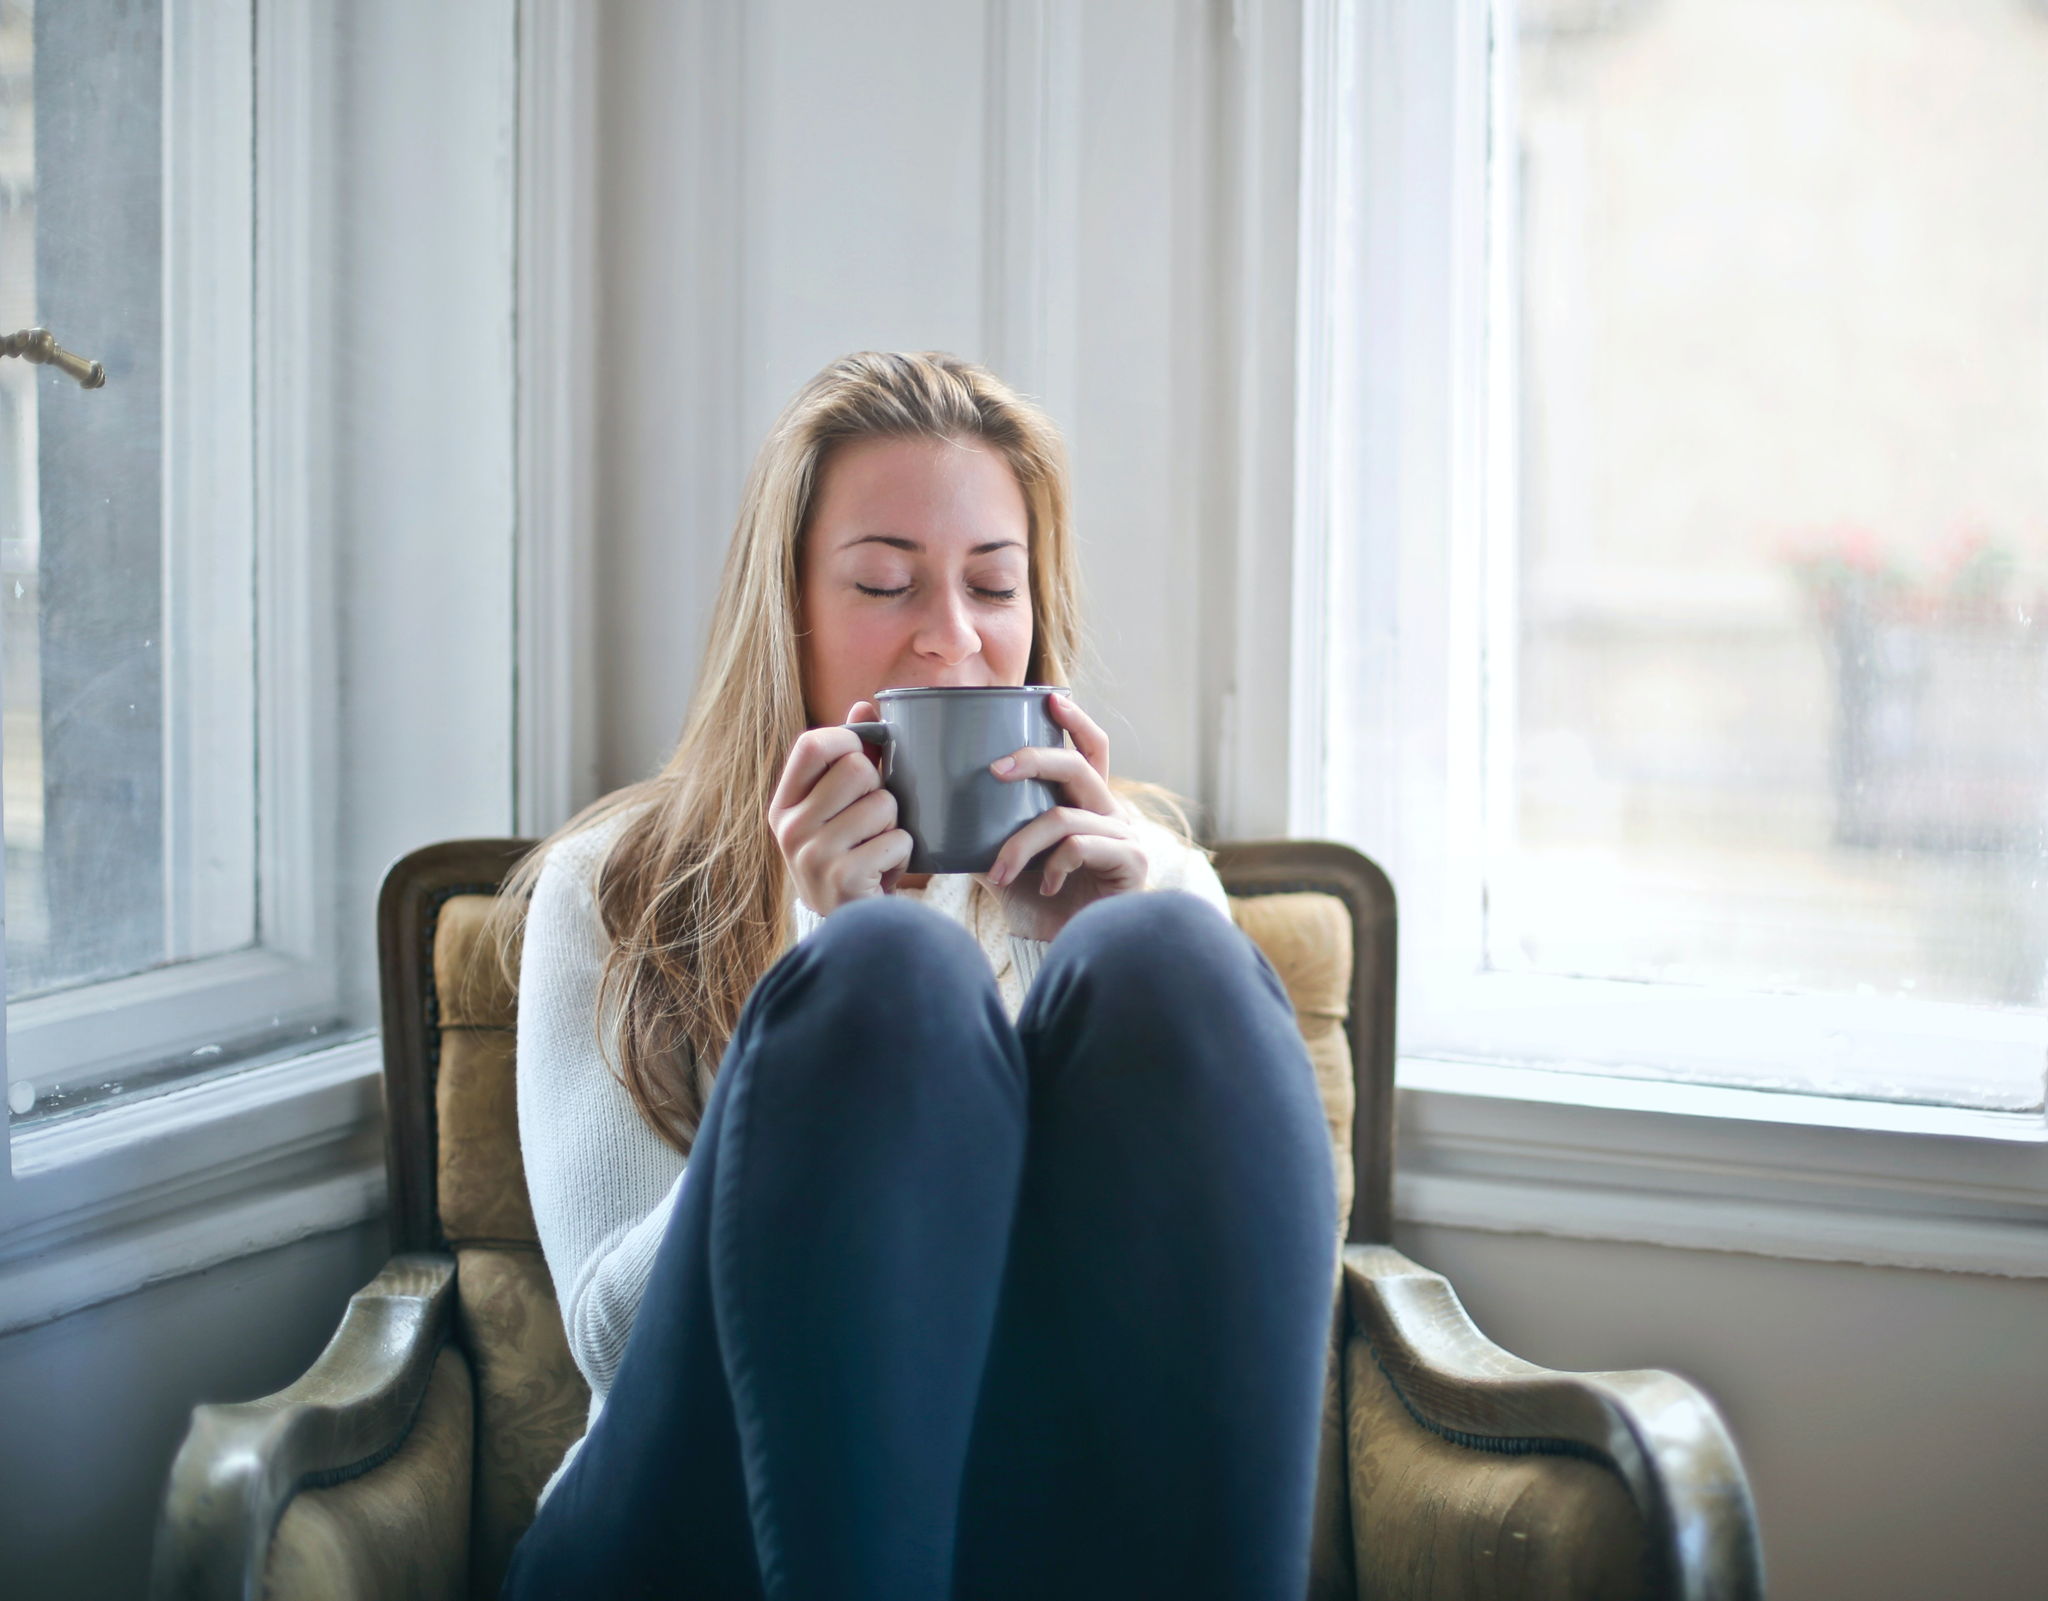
981, 0, 1082, 433
1397, 1169, 2048, 1280
1398, 1059, 2048, 1277
254, 0, 338, 975
0, 1038, 385, 1335
515, 0, 600, 837
1215, 0, 1310, 842
162, 0, 257, 962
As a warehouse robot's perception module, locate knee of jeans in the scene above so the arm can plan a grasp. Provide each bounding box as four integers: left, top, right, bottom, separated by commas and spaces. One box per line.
1052, 890, 1269, 1005
782, 894, 992, 1011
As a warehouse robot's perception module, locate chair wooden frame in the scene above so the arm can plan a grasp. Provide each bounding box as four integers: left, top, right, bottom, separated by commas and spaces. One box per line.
152, 837, 1764, 1600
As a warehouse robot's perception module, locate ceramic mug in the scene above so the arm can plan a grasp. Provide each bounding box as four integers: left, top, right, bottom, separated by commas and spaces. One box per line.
843, 685, 1068, 874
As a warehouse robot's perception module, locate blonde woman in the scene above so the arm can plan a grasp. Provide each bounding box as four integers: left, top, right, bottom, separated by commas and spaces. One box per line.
496, 352, 1335, 1599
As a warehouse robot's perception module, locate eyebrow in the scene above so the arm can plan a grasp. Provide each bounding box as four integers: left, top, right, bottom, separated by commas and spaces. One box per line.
840, 534, 1026, 556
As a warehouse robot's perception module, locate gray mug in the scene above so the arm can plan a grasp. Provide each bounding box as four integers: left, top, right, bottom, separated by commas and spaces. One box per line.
843, 685, 1068, 874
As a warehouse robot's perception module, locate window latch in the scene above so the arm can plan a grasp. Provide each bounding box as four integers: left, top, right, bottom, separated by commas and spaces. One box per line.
1, 327, 107, 389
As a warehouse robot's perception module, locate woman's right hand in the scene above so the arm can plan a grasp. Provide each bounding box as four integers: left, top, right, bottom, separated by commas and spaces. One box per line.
768, 699, 913, 916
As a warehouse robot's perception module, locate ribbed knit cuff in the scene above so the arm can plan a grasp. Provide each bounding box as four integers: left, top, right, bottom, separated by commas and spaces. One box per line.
1007, 933, 1049, 993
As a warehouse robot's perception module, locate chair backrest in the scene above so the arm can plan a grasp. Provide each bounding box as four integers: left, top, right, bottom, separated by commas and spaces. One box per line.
375, 834, 1395, 1597
379, 835, 1397, 1255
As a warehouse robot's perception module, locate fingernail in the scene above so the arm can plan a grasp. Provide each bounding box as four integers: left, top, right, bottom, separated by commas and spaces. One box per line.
990, 860, 1010, 886
991, 756, 1016, 776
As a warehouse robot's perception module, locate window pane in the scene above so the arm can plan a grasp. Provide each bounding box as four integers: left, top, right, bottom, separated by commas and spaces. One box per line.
1499, 0, 2048, 1016
4, 0, 169, 999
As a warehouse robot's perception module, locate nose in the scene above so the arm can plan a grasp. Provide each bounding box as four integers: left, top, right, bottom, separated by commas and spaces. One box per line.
911, 586, 981, 667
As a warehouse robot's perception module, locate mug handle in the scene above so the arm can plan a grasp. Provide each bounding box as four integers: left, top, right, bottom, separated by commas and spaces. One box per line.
842, 721, 893, 780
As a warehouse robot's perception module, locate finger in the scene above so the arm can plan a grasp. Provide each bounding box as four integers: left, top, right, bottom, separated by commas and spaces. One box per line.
987, 805, 1131, 887
989, 743, 1116, 815
805, 784, 897, 858
775, 748, 886, 850
1039, 833, 1146, 898
845, 701, 885, 769
770, 725, 871, 816
1047, 692, 1111, 781
843, 823, 913, 889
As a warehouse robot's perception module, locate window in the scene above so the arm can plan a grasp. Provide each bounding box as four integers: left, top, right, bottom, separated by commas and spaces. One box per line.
0, 0, 521, 1143
1321, 0, 2048, 1113
0, 0, 521, 1330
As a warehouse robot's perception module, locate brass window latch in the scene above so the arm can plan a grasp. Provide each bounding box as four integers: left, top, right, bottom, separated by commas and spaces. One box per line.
1, 328, 107, 389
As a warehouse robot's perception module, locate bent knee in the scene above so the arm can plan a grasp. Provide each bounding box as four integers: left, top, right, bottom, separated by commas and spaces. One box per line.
1052, 890, 1261, 999
802, 894, 985, 984
1063, 888, 1238, 958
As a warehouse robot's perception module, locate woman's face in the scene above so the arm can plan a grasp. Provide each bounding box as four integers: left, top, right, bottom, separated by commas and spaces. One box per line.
797, 433, 1035, 727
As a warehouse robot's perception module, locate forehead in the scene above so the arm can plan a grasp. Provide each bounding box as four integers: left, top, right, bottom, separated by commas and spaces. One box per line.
809, 435, 1029, 552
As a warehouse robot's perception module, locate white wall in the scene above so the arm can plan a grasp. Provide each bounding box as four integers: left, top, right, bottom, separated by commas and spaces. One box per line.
593, 6, 2048, 1599
1400, 1223, 2048, 1601
594, 0, 1236, 829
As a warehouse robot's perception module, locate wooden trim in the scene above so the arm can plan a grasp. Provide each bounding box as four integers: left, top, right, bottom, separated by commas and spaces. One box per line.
148, 1252, 458, 1601
376, 839, 537, 1256
1344, 1243, 1766, 1601
1213, 838, 1398, 1246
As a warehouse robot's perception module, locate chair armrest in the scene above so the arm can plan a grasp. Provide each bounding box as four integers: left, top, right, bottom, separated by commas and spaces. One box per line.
1343, 1244, 1763, 1601
150, 1252, 458, 1601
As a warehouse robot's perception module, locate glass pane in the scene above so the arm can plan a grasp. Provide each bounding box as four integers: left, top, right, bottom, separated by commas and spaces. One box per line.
3, 0, 167, 1000
1499, 0, 2048, 1012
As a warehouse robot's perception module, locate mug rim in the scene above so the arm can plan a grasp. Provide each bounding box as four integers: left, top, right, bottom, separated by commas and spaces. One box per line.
873, 683, 1068, 700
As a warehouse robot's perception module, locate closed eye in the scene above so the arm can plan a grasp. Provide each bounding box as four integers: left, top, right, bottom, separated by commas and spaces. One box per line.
856, 583, 1020, 601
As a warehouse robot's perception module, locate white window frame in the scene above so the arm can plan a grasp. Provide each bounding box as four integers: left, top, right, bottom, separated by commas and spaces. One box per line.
1282, 0, 2048, 1276
1, 0, 544, 1336
5, 0, 344, 1107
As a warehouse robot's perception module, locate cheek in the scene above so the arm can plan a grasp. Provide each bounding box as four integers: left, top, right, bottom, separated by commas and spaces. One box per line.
807, 595, 899, 669
993, 607, 1035, 674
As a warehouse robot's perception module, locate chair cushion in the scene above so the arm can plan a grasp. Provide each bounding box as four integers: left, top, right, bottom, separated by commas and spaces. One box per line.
438, 1025, 536, 1249
454, 1246, 591, 1601
1343, 1332, 1649, 1599
435, 893, 520, 1029
1228, 891, 1358, 1237
263, 1343, 474, 1601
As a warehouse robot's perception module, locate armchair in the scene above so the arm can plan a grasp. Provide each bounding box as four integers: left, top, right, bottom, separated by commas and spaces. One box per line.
151, 837, 1763, 1599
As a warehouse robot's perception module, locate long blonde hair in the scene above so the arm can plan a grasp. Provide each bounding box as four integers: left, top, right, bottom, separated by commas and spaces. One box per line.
492, 350, 1199, 1155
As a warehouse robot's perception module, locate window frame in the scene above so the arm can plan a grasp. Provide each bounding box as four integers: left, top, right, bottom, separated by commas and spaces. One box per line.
4, 0, 347, 1111
1288, 0, 2048, 1273
2, 0, 544, 1333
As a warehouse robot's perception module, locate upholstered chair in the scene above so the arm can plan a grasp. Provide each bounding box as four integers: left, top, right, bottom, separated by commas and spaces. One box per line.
151, 837, 1763, 1600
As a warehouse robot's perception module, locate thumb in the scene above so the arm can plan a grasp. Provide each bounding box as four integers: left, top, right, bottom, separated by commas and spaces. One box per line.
846, 701, 885, 770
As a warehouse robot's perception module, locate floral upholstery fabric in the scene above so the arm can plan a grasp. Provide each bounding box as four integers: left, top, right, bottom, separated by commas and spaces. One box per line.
453, 1247, 590, 1601
1227, 891, 1358, 1238
263, 1345, 474, 1601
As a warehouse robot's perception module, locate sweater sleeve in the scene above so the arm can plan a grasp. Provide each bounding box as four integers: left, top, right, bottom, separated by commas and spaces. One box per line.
515, 823, 688, 1398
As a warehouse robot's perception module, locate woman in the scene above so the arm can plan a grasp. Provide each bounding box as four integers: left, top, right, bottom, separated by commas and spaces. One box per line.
495, 351, 1337, 1600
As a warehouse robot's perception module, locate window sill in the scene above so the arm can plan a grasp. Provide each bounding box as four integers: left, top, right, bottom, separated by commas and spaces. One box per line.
1396, 1058, 2048, 1278
0, 1038, 386, 1336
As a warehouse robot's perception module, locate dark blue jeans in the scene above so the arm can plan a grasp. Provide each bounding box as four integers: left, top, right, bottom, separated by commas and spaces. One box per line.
501, 889, 1337, 1601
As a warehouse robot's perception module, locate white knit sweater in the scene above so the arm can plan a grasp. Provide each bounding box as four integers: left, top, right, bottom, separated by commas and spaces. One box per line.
516, 801, 1233, 1505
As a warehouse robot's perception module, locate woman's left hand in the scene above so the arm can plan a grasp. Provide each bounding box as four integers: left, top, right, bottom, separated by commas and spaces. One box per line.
975, 692, 1149, 942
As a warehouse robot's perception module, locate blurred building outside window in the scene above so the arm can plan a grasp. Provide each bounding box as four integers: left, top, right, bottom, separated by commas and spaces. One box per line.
1484, 0, 2048, 1107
